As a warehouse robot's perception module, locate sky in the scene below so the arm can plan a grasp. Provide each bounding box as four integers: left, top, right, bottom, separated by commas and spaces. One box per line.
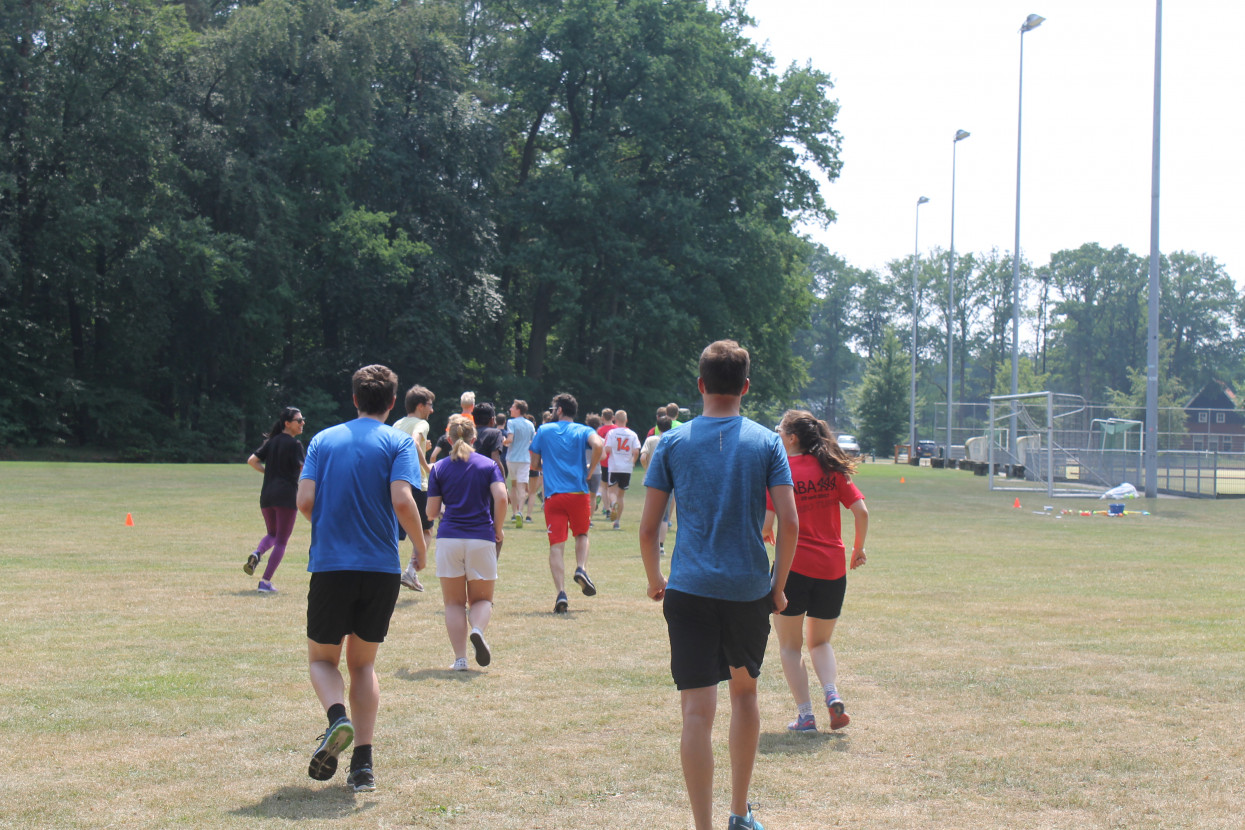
743, 0, 1245, 287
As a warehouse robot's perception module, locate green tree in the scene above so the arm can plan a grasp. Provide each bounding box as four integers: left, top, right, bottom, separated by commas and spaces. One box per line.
852, 327, 909, 455
482, 0, 841, 412
1045, 243, 1147, 401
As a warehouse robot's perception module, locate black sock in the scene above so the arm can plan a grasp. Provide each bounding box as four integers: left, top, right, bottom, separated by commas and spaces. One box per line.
350, 744, 373, 771
327, 703, 347, 726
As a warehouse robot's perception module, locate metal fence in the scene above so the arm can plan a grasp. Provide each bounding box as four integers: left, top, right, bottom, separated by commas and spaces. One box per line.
926, 398, 1245, 498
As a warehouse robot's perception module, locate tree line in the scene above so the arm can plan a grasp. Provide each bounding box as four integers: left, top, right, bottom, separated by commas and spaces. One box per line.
794, 242, 1243, 454
4, 1, 1239, 461
1, 0, 840, 458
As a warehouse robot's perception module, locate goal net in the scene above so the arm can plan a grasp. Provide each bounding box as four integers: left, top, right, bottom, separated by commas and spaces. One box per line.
985, 392, 1142, 497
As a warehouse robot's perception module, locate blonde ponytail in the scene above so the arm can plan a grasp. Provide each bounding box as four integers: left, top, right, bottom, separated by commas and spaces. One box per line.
447, 414, 477, 462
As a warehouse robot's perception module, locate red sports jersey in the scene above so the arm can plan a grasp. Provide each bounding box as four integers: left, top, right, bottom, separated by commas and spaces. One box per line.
767, 453, 863, 580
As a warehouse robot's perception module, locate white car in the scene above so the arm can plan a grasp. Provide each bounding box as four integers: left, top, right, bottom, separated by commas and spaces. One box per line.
836, 434, 860, 456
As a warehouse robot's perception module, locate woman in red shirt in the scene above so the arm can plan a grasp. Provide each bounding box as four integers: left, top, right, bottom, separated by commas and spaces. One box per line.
764, 410, 869, 732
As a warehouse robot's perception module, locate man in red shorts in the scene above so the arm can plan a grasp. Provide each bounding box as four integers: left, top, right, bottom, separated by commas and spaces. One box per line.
530, 393, 604, 613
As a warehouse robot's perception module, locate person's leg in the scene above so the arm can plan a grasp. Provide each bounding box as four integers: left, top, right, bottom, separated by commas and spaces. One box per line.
573, 533, 590, 570
440, 575, 469, 661
307, 638, 346, 713
806, 616, 838, 691
261, 507, 297, 582
548, 542, 566, 593
680, 686, 718, 830
343, 635, 382, 746
726, 666, 761, 820
256, 507, 279, 554
773, 612, 811, 707
610, 483, 624, 522
466, 579, 495, 633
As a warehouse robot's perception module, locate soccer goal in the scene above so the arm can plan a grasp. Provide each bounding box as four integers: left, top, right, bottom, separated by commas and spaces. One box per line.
986, 392, 1127, 498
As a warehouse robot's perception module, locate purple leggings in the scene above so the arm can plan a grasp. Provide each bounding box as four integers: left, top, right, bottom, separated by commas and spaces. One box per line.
255, 506, 297, 581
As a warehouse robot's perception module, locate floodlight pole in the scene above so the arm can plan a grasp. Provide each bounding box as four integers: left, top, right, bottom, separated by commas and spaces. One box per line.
1145, 0, 1162, 498
946, 130, 970, 465
1011, 14, 1044, 471
911, 195, 929, 455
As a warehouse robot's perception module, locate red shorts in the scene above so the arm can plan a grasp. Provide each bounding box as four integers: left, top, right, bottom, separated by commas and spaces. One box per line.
544, 492, 591, 545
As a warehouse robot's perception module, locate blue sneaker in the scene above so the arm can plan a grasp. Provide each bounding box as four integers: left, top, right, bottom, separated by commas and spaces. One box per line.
308, 716, 354, 781
727, 803, 764, 830
787, 712, 817, 732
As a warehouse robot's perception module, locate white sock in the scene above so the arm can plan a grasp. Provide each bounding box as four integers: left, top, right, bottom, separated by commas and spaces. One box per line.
824, 683, 838, 699
797, 701, 813, 717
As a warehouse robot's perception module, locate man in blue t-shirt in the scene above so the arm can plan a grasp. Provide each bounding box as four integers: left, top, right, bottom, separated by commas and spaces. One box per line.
296, 364, 425, 794
640, 341, 798, 830
504, 399, 537, 525
529, 393, 604, 614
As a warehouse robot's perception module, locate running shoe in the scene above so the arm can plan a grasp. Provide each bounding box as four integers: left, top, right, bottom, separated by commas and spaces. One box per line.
346, 766, 375, 793
787, 713, 818, 733
554, 591, 569, 614
470, 627, 491, 667
257, 580, 277, 593
399, 563, 424, 592
514, 514, 524, 529
612, 520, 620, 530
609, 503, 622, 522
243, 552, 260, 576
308, 716, 354, 781
728, 803, 764, 830
450, 657, 469, 671
573, 567, 597, 597
524, 516, 533, 523
826, 692, 850, 730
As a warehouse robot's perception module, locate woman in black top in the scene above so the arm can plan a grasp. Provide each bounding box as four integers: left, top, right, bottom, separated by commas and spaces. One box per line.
243, 407, 306, 592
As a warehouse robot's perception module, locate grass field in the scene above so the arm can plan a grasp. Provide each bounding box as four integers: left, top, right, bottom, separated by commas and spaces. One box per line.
3, 460, 1243, 829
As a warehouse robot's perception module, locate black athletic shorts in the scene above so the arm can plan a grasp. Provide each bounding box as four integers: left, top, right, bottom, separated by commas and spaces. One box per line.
662, 588, 771, 690
606, 471, 632, 490
399, 484, 434, 540
307, 570, 401, 645
779, 571, 846, 620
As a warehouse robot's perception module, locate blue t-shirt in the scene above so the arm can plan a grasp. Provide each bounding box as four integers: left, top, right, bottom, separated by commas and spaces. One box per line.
530, 420, 595, 496
508, 416, 535, 464
644, 415, 792, 601
300, 418, 420, 574
428, 453, 505, 542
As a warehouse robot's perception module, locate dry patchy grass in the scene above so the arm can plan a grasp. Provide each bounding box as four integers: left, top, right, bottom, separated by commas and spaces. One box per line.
2, 461, 1242, 829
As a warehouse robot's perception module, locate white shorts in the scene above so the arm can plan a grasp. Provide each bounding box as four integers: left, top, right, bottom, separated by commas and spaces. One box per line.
508, 461, 531, 484
435, 537, 499, 581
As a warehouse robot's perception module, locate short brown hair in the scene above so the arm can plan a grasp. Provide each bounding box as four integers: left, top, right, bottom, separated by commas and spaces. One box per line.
699, 340, 749, 395
404, 385, 434, 414
353, 364, 399, 415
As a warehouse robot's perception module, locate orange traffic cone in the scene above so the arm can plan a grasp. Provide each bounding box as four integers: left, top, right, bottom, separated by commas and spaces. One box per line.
125, 513, 134, 526
1012, 497, 1021, 509
900, 476, 906, 484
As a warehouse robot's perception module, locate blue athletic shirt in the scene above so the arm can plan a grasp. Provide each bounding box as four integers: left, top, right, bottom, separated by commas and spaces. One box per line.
507, 416, 535, 464
643, 415, 792, 602
300, 418, 420, 574
530, 420, 595, 496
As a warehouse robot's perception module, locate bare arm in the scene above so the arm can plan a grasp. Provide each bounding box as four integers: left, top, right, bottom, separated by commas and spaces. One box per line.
296, 479, 315, 522
529, 450, 542, 474
848, 498, 869, 569
392, 481, 426, 570
762, 509, 776, 545
768, 484, 799, 613
247, 454, 264, 473
639, 487, 670, 601
425, 495, 442, 520
586, 433, 604, 473
490, 480, 509, 544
